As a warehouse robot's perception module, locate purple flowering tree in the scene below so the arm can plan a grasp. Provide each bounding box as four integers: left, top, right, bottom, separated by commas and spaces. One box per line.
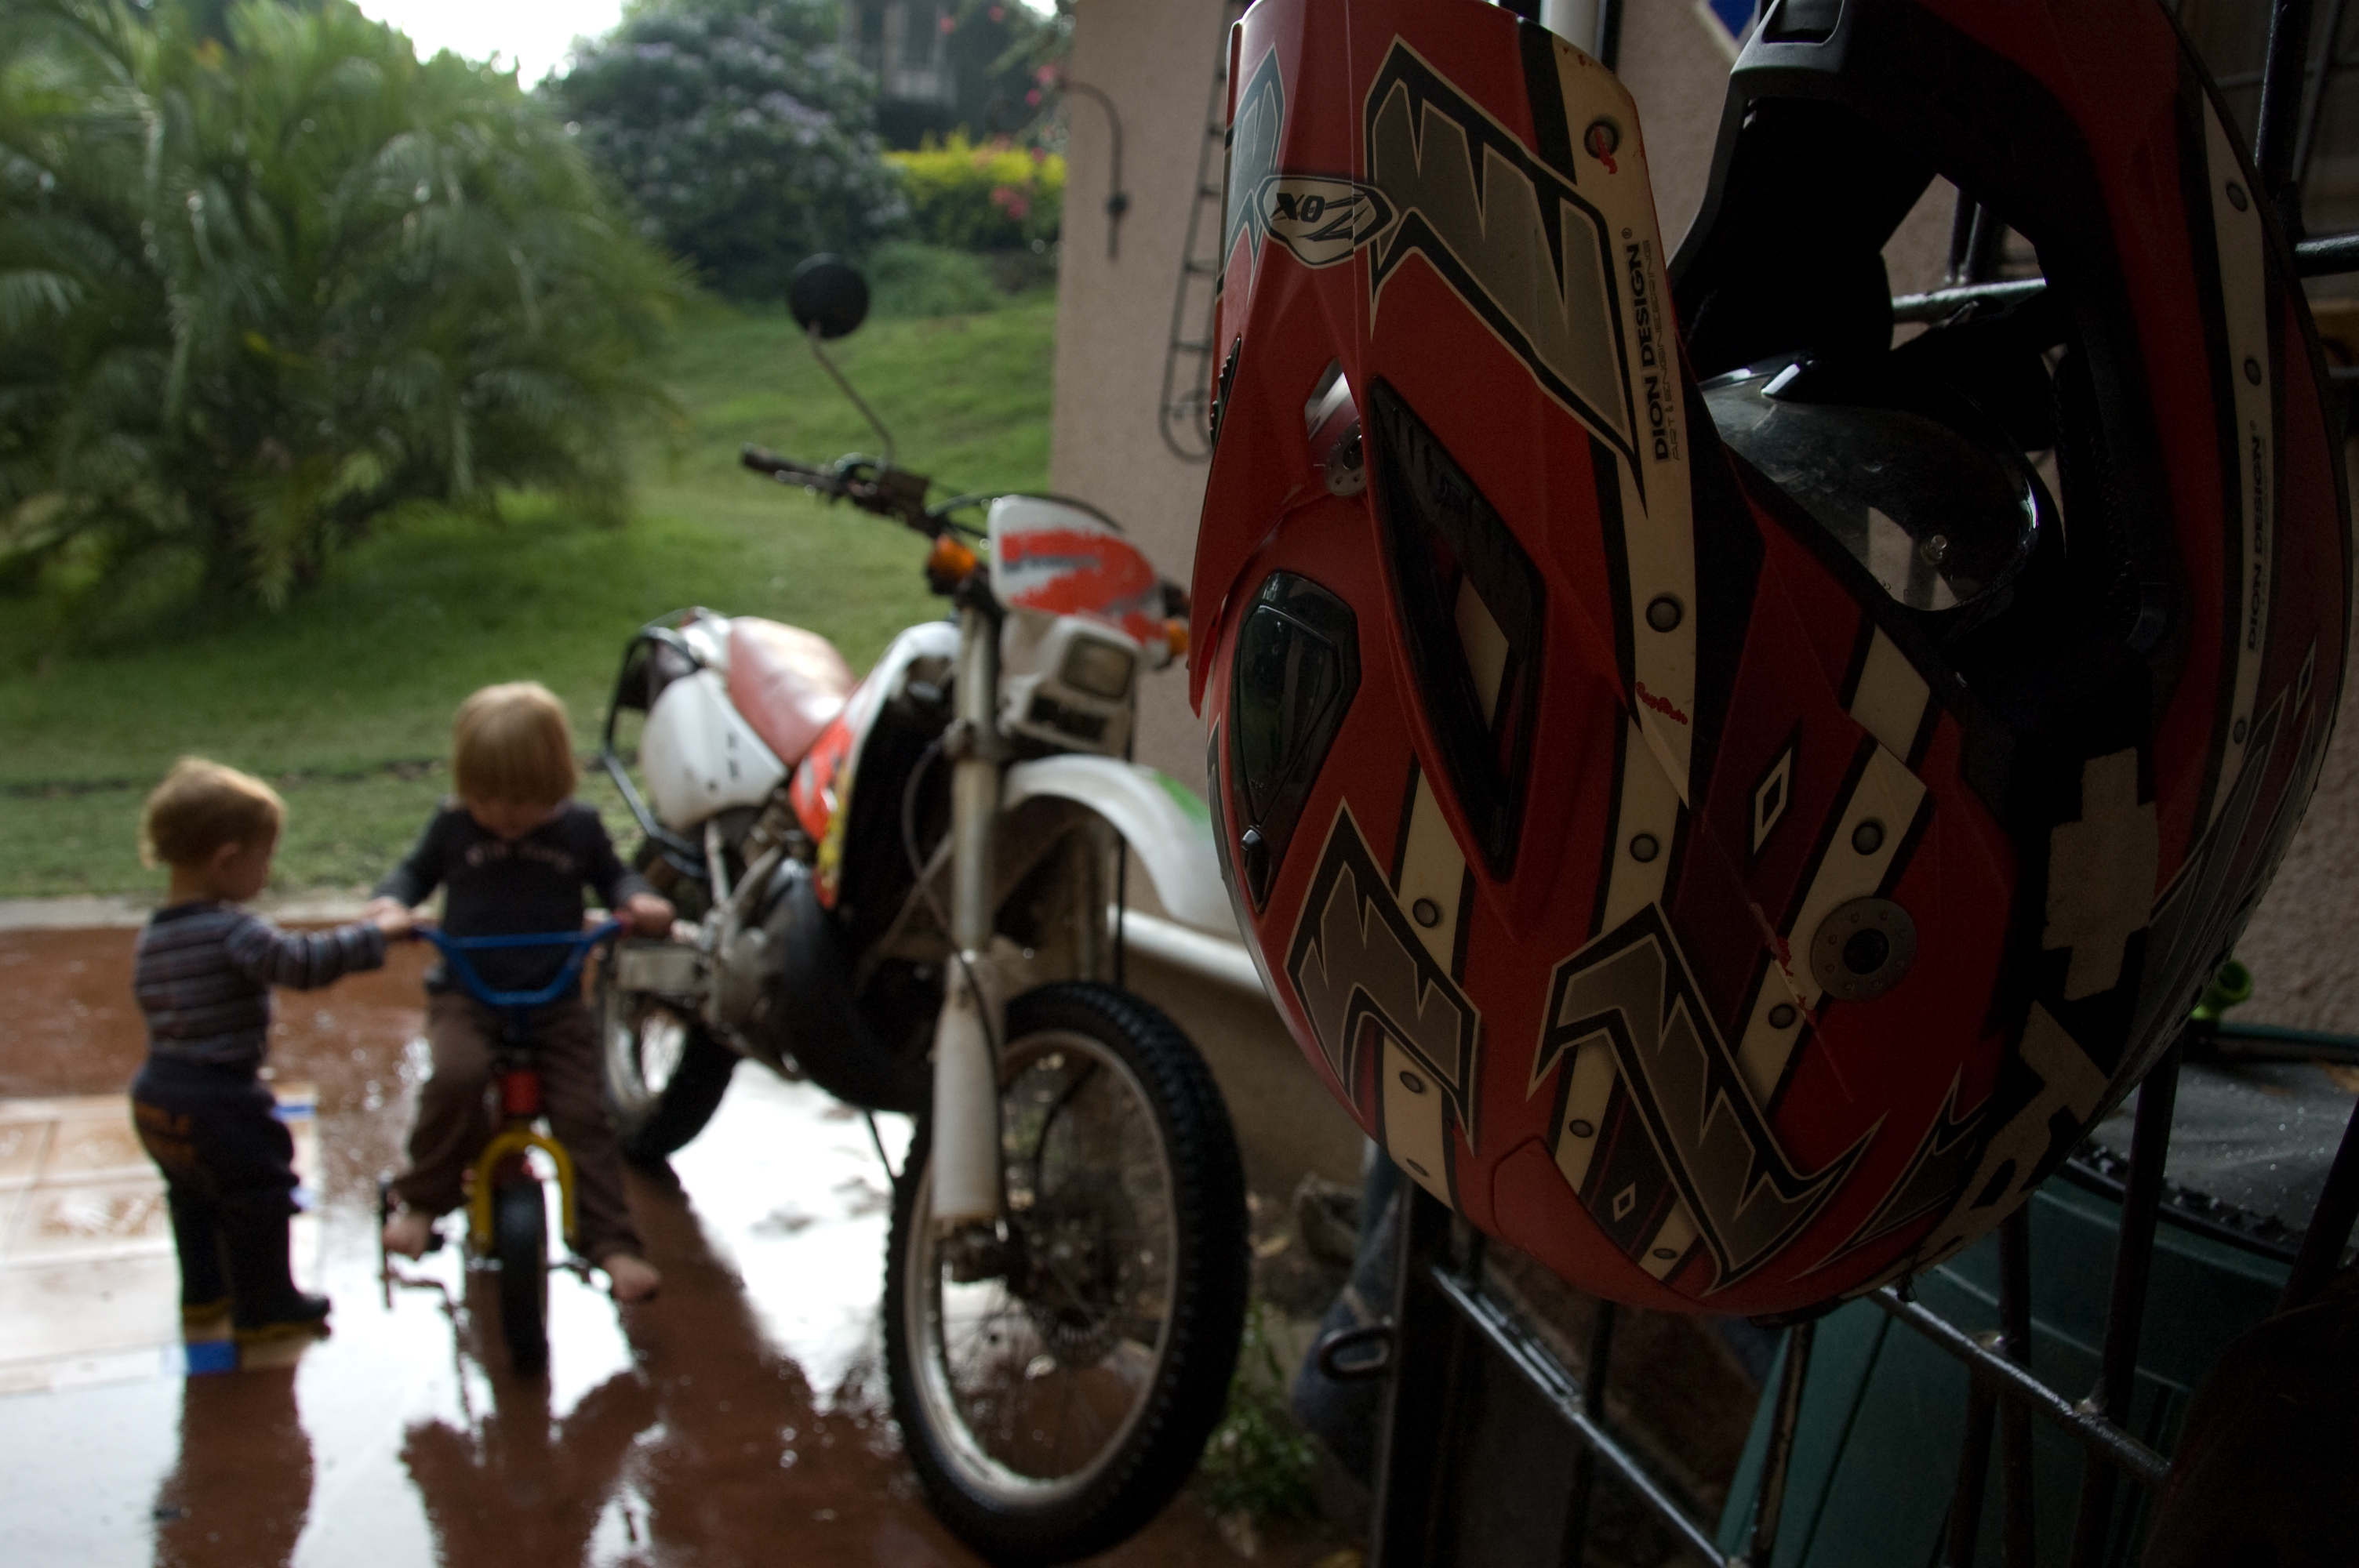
551, 0, 907, 300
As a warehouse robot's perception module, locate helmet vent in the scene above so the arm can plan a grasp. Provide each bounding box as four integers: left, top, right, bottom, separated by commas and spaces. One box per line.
1368, 380, 1544, 876
1227, 572, 1361, 909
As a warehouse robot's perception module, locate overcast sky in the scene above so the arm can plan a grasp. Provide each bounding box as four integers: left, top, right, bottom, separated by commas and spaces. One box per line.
356, 0, 1058, 88
355, 1, 627, 85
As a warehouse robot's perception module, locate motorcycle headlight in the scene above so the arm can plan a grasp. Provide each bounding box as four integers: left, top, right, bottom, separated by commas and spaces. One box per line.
1061, 637, 1136, 700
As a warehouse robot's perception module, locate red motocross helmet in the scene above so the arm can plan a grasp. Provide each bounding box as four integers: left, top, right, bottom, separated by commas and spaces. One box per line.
1191, 0, 2350, 1316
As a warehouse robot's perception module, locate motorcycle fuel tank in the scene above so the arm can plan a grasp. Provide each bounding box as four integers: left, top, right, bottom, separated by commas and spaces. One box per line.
726, 617, 854, 768
791, 620, 961, 908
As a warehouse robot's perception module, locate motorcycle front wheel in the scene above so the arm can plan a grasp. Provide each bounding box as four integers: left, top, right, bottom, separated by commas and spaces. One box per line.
598, 960, 736, 1166
884, 982, 1249, 1564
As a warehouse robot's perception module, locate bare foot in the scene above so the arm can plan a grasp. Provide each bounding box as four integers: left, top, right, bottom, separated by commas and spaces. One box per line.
383, 1208, 434, 1260
602, 1252, 662, 1304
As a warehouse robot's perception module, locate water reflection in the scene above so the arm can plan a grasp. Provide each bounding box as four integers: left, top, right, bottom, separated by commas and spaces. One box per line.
400, 1289, 653, 1565
312, 1068, 960, 1567
152, 1367, 311, 1567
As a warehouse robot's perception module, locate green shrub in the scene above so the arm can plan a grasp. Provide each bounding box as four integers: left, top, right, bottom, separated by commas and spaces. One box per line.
888, 132, 1064, 252
0, 0, 685, 606
1198, 1299, 1320, 1525
863, 241, 1003, 319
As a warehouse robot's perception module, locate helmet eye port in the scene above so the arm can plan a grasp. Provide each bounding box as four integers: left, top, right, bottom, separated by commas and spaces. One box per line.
1703, 365, 2043, 619
1366, 381, 1546, 875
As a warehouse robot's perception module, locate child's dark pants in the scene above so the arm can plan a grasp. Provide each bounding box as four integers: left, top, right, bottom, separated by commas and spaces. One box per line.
130, 1057, 304, 1322
390, 992, 642, 1265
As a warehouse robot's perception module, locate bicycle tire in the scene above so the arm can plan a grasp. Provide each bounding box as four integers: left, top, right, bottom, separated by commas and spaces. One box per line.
493, 1176, 550, 1376
883, 982, 1249, 1564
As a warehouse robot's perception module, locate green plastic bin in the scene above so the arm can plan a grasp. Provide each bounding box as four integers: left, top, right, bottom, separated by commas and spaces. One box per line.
1715, 1172, 2290, 1566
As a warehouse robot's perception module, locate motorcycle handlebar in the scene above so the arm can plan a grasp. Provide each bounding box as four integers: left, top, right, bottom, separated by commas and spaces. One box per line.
740, 445, 843, 493
740, 443, 936, 534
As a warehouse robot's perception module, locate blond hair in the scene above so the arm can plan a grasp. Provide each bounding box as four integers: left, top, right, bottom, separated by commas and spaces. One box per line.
452, 681, 577, 806
140, 758, 285, 869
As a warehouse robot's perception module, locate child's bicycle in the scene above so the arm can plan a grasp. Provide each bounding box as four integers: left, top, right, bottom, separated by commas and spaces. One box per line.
378, 918, 625, 1375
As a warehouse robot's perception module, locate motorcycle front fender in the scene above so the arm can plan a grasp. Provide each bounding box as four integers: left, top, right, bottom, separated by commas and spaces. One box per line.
1001, 755, 1234, 935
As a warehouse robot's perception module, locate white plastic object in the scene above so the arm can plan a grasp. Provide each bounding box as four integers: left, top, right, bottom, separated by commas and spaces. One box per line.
929, 961, 1001, 1227
987, 495, 1164, 645
1001, 755, 1234, 932
998, 611, 1138, 757
641, 668, 787, 829
676, 611, 732, 673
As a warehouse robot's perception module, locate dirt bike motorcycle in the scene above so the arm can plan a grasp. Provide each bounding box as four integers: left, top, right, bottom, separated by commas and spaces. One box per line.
587, 257, 1248, 1564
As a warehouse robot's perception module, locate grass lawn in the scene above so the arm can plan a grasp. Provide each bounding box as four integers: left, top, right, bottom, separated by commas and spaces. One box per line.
0, 292, 1056, 899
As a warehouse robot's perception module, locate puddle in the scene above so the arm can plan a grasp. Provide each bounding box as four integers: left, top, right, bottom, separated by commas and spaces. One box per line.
0, 924, 1349, 1566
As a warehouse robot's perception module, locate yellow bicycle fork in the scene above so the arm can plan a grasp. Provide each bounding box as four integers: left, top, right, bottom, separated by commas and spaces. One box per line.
464, 1122, 579, 1255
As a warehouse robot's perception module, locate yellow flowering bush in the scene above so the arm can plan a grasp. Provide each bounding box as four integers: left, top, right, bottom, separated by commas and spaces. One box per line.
887, 132, 1066, 251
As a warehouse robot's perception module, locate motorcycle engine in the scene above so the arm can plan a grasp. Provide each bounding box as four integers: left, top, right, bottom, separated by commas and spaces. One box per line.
722, 858, 932, 1114
711, 917, 773, 1032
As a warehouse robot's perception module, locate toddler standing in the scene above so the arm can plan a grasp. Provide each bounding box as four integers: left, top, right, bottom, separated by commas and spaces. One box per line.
131, 759, 412, 1342
372, 681, 672, 1303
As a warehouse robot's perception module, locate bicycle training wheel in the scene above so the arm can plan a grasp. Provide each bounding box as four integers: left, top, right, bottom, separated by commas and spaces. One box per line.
493, 1175, 550, 1375
883, 982, 1249, 1564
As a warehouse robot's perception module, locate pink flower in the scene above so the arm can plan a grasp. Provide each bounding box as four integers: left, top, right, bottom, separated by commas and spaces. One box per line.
988, 5, 1005, 20
939, 13, 954, 31
1026, 87, 1041, 106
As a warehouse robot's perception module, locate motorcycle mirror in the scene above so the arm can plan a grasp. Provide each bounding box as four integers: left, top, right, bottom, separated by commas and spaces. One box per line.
788, 255, 870, 341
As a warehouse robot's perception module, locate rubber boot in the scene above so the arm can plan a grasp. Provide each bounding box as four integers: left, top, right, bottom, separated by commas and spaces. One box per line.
165, 1189, 231, 1324
221, 1209, 331, 1343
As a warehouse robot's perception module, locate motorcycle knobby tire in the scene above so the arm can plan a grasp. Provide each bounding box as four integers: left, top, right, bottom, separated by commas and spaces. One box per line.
598, 959, 736, 1168
883, 981, 1250, 1564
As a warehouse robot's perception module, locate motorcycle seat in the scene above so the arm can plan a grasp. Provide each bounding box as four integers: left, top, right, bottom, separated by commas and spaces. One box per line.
727, 617, 854, 767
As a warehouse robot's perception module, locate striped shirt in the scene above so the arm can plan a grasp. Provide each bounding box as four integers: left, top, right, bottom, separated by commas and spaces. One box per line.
135, 903, 387, 1071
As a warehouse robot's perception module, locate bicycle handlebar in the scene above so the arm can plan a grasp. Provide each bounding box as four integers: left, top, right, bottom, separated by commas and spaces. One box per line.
415, 918, 627, 1012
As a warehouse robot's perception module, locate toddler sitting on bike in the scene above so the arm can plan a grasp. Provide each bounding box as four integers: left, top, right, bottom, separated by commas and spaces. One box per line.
372, 681, 674, 1304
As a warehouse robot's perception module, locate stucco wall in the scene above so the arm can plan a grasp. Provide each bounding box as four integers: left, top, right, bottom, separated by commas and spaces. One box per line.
1048, 0, 1236, 797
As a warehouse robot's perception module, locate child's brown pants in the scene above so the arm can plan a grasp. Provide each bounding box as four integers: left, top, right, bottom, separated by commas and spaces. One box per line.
391, 991, 643, 1265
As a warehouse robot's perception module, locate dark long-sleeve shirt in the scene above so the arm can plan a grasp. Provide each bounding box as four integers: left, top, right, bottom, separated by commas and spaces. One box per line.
136, 904, 387, 1071
374, 801, 652, 992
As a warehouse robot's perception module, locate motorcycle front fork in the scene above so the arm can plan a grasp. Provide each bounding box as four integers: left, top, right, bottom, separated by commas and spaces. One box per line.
930, 601, 1008, 1230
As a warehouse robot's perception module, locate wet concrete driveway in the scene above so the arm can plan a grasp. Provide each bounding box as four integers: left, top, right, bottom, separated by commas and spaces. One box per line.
0, 926, 1347, 1567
